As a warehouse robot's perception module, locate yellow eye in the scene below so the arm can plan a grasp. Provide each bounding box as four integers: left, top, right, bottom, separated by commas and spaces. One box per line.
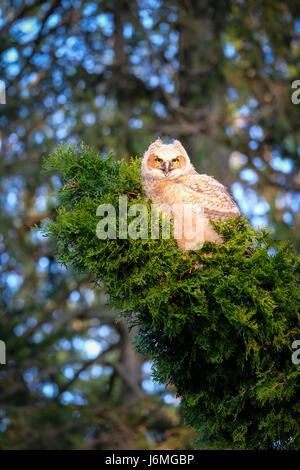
155, 157, 162, 164
172, 158, 179, 164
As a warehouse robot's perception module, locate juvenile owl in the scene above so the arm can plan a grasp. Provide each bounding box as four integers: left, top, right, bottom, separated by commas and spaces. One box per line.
141, 138, 240, 251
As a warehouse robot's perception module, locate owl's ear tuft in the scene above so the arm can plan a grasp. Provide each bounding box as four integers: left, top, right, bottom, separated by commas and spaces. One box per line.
173, 139, 184, 151
153, 137, 163, 147
146, 138, 163, 153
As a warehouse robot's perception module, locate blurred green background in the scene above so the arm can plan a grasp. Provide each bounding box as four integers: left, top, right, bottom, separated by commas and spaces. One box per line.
0, 0, 299, 450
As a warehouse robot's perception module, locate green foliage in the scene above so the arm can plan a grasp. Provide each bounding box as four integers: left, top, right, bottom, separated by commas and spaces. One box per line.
43, 143, 300, 450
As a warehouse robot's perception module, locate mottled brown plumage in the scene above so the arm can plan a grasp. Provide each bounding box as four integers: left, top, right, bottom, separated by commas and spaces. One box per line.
141, 139, 240, 250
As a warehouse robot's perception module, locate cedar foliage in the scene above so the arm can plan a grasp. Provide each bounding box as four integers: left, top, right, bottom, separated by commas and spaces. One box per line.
42, 143, 300, 450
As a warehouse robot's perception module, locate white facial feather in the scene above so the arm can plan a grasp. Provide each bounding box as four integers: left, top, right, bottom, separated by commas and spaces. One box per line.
141, 138, 194, 180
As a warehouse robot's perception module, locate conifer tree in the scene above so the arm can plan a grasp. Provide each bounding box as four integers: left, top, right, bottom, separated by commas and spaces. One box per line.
43, 143, 300, 450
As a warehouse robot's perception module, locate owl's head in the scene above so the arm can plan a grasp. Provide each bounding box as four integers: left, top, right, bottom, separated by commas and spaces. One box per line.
141, 138, 193, 180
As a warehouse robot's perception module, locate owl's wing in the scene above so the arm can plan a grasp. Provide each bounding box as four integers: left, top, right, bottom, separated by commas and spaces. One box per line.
176, 174, 240, 222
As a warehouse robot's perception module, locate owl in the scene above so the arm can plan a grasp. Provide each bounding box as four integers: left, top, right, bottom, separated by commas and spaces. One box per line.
141, 138, 240, 251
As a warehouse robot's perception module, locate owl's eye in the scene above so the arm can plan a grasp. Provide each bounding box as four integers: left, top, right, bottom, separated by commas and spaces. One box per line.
155, 157, 162, 164
172, 158, 180, 164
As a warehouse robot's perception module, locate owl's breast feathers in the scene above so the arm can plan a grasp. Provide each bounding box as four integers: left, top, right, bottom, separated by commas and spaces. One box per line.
146, 173, 240, 223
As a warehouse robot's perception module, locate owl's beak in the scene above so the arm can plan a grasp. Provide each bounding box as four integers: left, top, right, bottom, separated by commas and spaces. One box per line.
162, 161, 171, 176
